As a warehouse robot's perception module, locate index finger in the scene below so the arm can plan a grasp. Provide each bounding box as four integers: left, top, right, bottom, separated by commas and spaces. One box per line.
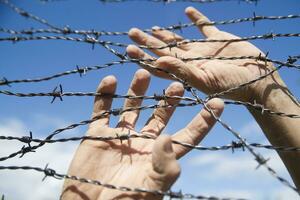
185, 7, 220, 38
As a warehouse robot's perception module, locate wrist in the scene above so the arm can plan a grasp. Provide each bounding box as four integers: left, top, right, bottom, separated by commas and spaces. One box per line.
248, 64, 288, 107
247, 69, 300, 145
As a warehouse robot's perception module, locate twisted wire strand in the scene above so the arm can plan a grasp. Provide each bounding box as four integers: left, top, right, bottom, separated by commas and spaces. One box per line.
2, 14, 300, 37
1, 33, 300, 49
0, 90, 196, 101
0, 60, 131, 86
0, 102, 200, 162
0, 55, 299, 87
0, 165, 247, 200
224, 100, 300, 119
0, 0, 62, 31
2, 134, 300, 152
1, 89, 300, 118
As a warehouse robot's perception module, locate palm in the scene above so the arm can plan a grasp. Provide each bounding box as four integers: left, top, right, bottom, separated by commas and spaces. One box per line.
184, 30, 267, 98
127, 7, 276, 102
67, 127, 160, 200
61, 70, 224, 200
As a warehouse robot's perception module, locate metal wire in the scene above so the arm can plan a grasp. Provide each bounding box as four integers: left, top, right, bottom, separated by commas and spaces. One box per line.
1, 0, 300, 198
0, 165, 248, 200
1, 33, 300, 50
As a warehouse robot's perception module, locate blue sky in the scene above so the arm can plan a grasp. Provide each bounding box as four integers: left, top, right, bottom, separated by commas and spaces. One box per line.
0, 0, 300, 199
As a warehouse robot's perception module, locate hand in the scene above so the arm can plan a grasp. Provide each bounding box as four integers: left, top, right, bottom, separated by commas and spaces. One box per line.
126, 7, 285, 102
61, 69, 224, 200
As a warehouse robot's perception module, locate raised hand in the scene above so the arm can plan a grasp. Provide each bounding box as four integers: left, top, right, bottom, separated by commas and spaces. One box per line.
61, 69, 224, 200
127, 7, 300, 189
126, 7, 285, 102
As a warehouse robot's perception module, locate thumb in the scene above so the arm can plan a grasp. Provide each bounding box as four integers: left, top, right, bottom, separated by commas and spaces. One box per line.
152, 135, 180, 190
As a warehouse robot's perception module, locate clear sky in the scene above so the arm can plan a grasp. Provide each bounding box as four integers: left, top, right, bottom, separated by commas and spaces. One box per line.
0, 0, 300, 199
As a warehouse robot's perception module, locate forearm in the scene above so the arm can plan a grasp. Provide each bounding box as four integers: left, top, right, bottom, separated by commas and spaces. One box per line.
248, 75, 300, 188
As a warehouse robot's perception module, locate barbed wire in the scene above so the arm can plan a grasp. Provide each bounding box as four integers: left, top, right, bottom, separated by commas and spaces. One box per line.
1, 0, 300, 37
1, 32, 300, 50
101, 43, 300, 194
1, 0, 300, 198
0, 0, 62, 31
0, 55, 299, 87
1, 88, 300, 119
0, 165, 248, 200
2, 133, 300, 152
82, 35, 300, 194
2, 14, 300, 37
0, 101, 200, 161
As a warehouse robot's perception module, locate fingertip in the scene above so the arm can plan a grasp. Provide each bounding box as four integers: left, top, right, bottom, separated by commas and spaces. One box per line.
168, 82, 184, 95
128, 27, 142, 39
102, 75, 117, 85
185, 6, 196, 15
185, 6, 207, 22
152, 26, 160, 30
126, 44, 143, 58
206, 98, 224, 115
151, 26, 161, 35
135, 69, 151, 81
97, 75, 117, 92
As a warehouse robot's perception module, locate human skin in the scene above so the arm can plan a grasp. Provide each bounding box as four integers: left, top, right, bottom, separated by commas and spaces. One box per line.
61, 69, 224, 200
126, 7, 300, 189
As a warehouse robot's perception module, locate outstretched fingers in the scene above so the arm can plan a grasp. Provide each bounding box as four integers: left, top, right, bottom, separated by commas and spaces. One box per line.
89, 76, 117, 132
141, 82, 184, 136
151, 26, 190, 51
185, 6, 220, 38
128, 28, 185, 57
172, 98, 224, 159
116, 69, 151, 130
126, 45, 171, 79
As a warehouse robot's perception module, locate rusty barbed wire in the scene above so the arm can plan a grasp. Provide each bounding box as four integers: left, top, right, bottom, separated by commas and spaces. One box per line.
0, 165, 248, 200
